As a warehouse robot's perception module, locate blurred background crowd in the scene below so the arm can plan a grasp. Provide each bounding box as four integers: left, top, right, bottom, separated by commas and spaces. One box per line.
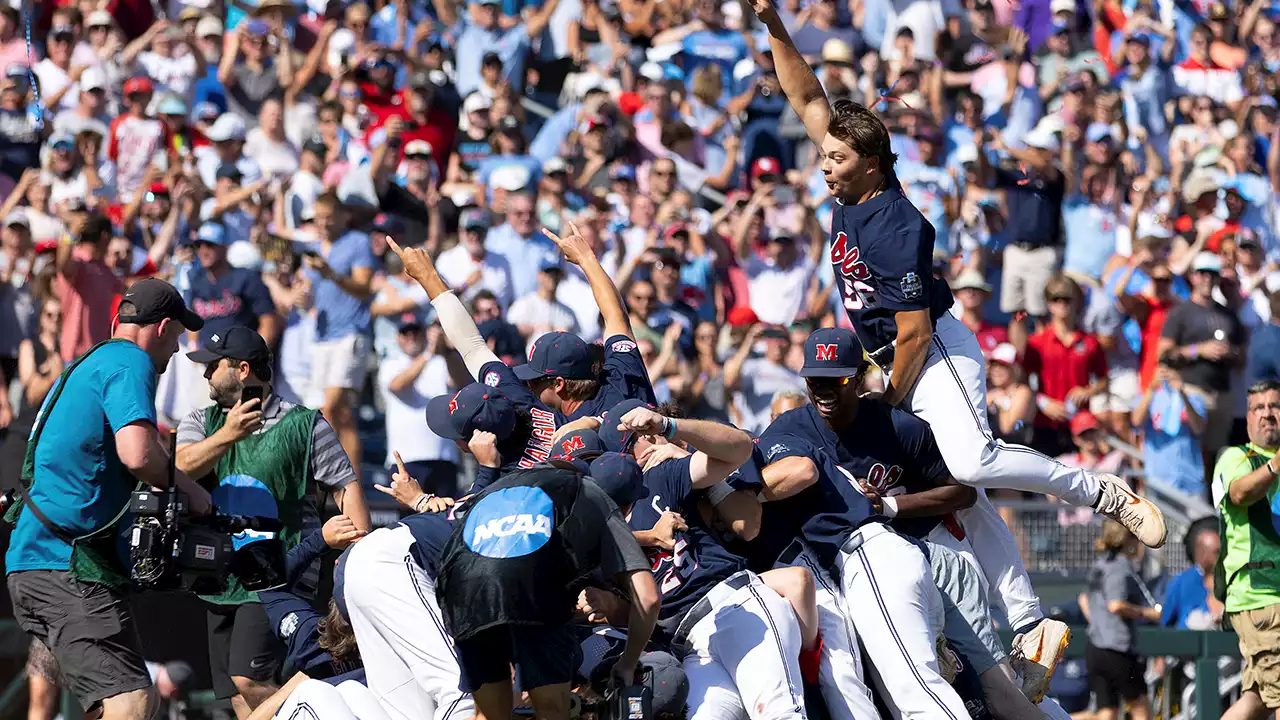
0, 0, 1278, 709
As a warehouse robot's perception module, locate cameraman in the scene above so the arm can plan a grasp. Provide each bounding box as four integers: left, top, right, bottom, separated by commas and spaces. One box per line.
6, 278, 213, 720
175, 326, 371, 716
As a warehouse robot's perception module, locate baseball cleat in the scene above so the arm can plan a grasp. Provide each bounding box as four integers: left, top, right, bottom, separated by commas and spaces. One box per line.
1011, 619, 1070, 703
1093, 474, 1167, 548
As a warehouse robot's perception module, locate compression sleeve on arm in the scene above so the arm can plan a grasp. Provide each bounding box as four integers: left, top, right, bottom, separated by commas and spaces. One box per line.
431, 290, 502, 380
284, 529, 329, 588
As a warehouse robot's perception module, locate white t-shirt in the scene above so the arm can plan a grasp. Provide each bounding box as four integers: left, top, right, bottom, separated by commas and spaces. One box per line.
136, 52, 199, 100
286, 171, 325, 229
244, 128, 300, 178
34, 59, 77, 114
195, 147, 263, 188
555, 270, 602, 341
507, 294, 580, 352
377, 351, 460, 465
733, 357, 804, 433
435, 245, 515, 309
745, 255, 815, 326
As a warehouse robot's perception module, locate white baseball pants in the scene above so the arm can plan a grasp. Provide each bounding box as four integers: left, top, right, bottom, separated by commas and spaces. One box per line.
898, 312, 1101, 631
680, 571, 808, 720
774, 541, 880, 720
345, 526, 473, 720
836, 523, 972, 720
275, 679, 391, 720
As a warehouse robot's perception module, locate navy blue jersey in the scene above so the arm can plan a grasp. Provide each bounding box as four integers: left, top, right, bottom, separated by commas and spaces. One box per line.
751, 429, 880, 577
183, 265, 275, 342
398, 511, 460, 579
828, 175, 953, 353
724, 443, 808, 571
628, 456, 746, 626
478, 360, 559, 473
766, 403, 951, 539
557, 335, 657, 423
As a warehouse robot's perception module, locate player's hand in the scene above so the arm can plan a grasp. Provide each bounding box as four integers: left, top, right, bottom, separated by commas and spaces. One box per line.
638, 442, 690, 472
650, 511, 688, 551
303, 252, 334, 280
747, 0, 776, 20
421, 495, 456, 513
577, 587, 621, 623
322, 514, 367, 549
610, 660, 637, 688
469, 430, 502, 468
220, 398, 264, 441
377, 451, 427, 509
386, 237, 439, 285
617, 407, 670, 437
541, 221, 595, 267
551, 416, 603, 446
857, 480, 884, 514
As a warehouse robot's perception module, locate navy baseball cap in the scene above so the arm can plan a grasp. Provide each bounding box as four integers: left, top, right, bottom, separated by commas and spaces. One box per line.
425, 383, 517, 441
588, 452, 645, 507
800, 328, 867, 378
187, 325, 272, 366
514, 331, 596, 381
640, 651, 691, 717
598, 398, 653, 454
551, 428, 606, 461
332, 545, 354, 621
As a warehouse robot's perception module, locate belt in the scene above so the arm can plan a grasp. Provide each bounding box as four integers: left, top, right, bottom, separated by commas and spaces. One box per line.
866, 341, 896, 373
839, 520, 890, 557
672, 571, 755, 649
777, 539, 805, 567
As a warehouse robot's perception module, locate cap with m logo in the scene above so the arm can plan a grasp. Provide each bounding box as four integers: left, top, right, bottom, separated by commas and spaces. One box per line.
800, 328, 867, 378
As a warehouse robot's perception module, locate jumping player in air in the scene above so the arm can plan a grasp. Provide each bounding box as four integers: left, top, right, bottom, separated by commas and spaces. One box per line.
748, 0, 1166, 700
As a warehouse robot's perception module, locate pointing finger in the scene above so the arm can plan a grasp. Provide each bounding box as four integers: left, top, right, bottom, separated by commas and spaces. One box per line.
386, 237, 405, 256
374, 484, 394, 496
541, 228, 562, 243
393, 450, 410, 478
566, 220, 581, 238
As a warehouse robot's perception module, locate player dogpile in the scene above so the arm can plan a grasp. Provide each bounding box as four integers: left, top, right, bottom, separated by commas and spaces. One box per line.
282, 2, 1170, 715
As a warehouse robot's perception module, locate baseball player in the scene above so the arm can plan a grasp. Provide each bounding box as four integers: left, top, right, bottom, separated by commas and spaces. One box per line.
341, 454, 472, 720
424, 381, 556, 488
751, 0, 1165, 700
579, 412, 810, 720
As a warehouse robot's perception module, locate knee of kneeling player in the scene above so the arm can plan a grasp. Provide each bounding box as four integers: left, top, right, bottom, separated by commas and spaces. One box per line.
232, 676, 279, 706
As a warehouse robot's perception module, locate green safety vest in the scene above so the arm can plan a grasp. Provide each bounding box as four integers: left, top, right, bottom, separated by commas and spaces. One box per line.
198, 400, 317, 606
4, 339, 142, 590
1215, 443, 1280, 613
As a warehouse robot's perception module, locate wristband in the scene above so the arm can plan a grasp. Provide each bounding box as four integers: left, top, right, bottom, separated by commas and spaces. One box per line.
705, 481, 735, 506
663, 416, 678, 440
1188, 345, 1199, 359
881, 496, 899, 519
414, 494, 434, 513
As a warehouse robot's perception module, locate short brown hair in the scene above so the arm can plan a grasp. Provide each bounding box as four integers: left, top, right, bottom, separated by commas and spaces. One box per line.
827, 99, 896, 173
314, 191, 342, 212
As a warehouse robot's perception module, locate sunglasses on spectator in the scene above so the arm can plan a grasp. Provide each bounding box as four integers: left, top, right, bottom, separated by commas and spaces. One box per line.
651, 167, 675, 177
1048, 295, 1074, 304
339, 89, 360, 98
406, 153, 432, 161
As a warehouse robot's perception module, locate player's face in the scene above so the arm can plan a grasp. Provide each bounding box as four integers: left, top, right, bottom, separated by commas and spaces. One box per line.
805, 374, 861, 424
820, 135, 876, 201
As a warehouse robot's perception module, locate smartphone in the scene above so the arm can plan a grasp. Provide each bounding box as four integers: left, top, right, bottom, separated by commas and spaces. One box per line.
241, 385, 265, 406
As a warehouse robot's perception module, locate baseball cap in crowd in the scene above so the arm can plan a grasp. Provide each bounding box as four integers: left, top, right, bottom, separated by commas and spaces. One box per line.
187, 325, 272, 366
460, 207, 492, 231
1070, 411, 1102, 437
396, 311, 425, 331
987, 342, 1018, 366
1022, 126, 1060, 153
302, 135, 328, 156
1181, 171, 1218, 204
489, 164, 532, 192
497, 115, 521, 133
751, 156, 782, 181
372, 213, 403, 235
551, 428, 607, 462
425, 383, 518, 441
588, 452, 645, 507
578, 114, 610, 134
79, 66, 107, 92
178, 7, 204, 21
1050, 20, 1070, 34
514, 331, 595, 381
49, 24, 75, 39
538, 255, 564, 274
1085, 123, 1113, 144
48, 132, 74, 151
800, 327, 867, 377
195, 222, 230, 246
207, 114, 247, 142
404, 139, 434, 158
543, 157, 569, 175
87, 10, 115, 27
1191, 251, 1223, 274
1126, 31, 1152, 46
157, 96, 188, 117
194, 101, 222, 121
253, 0, 299, 16
462, 93, 492, 115
242, 18, 270, 35
822, 38, 854, 65
196, 15, 223, 38
611, 164, 636, 181
598, 399, 652, 453
216, 163, 243, 182
726, 306, 759, 327
5, 208, 29, 229
951, 268, 992, 293
119, 278, 204, 331
639, 61, 664, 81
1050, 0, 1075, 13
123, 77, 154, 96
1222, 176, 1259, 205
639, 652, 691, 717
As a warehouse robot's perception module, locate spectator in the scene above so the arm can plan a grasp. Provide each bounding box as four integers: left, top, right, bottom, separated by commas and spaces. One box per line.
217, 20, 291, 122
742, 230, 818, 328
1160, 517, 1223, 630
1132, 365, 1207, 497
724, 323, 803, 433
507, 258, 580, 342
435, 207, 515, 308
952, 268, 1008, 354
377, 320, 460, 495
184, 222, 280, 346
985, 342, 1035, 446
107, 77, 166, 203
1081, 520, 1160, 720
483, 192, 556, 299
1247, 290, 1280, 387
54, 214, 122, 361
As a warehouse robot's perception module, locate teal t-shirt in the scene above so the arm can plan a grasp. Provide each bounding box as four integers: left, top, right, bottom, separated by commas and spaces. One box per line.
6, 341, 157, 574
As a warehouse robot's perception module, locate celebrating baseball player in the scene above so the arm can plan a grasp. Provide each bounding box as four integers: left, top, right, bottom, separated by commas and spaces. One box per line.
748, 0, 1166, 698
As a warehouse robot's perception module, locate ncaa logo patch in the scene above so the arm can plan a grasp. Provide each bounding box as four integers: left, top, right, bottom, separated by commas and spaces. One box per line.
766, 443, 790, 460
484, 371, 500, 387
901, 272, 923, 300
611, 340, 637, 353
279, 612, 300, 639
463, 486, 555, 558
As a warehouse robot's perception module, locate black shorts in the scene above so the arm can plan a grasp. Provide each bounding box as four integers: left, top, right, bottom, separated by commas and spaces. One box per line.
1085, 643, 1147, 709
456, 624, 581, 693
7, 571, 152, 711
206, 601, 285, 699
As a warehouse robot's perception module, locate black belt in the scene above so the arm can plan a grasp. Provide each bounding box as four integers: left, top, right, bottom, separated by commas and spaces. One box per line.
672, 571, 753, 647
777, 540, 804, 567
867, 342, 895, 371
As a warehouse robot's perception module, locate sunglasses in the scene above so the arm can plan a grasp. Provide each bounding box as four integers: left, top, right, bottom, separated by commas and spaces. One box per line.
807, 376, 853, 388
405, 153, 432, 161
1048, 295, 1075, 303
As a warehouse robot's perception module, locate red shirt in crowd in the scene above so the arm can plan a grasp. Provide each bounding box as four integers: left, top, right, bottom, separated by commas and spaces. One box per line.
362, 90, 457, 176
1022, 326, 1108, 427
56, 245, 124, 362
970, 320, 1009, 355
1138, 295, 1176, 389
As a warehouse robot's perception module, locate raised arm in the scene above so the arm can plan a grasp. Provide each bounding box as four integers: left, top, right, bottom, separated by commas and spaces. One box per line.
616, 406, 754, 488
750, 0, 830, 146
543, 221, 635, 340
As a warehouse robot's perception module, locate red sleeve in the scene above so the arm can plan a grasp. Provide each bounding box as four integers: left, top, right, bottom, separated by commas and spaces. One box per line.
1088, 336, 1108, 379
108, 116, 122, 162
1022, 334, 1043, 375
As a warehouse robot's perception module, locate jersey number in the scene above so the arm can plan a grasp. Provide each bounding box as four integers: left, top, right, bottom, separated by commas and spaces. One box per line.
831, 232, 879, 311
650, 537, 698, 594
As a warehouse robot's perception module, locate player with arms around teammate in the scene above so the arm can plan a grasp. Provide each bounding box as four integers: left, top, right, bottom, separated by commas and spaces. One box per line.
750, 0, 1165, 698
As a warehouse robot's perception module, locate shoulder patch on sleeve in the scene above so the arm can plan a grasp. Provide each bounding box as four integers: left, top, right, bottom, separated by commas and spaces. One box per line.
484, 371, 501, 387
901, 272, 923, 300
279, 612, 300, 639
610, 340, 637, 353
766, 443, 790, 460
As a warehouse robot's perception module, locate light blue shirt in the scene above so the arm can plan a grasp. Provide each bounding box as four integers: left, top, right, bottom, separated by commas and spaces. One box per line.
7, 341, 157, 573
896, 159, 956, 251
529, 103, 581, 162
680, 30, 749, 106
1141, 384, 1207, 496
454, 23, 532, 97
304, 231, 377, 341
484, 224, 557, 299
1062, 194, 1118, 280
